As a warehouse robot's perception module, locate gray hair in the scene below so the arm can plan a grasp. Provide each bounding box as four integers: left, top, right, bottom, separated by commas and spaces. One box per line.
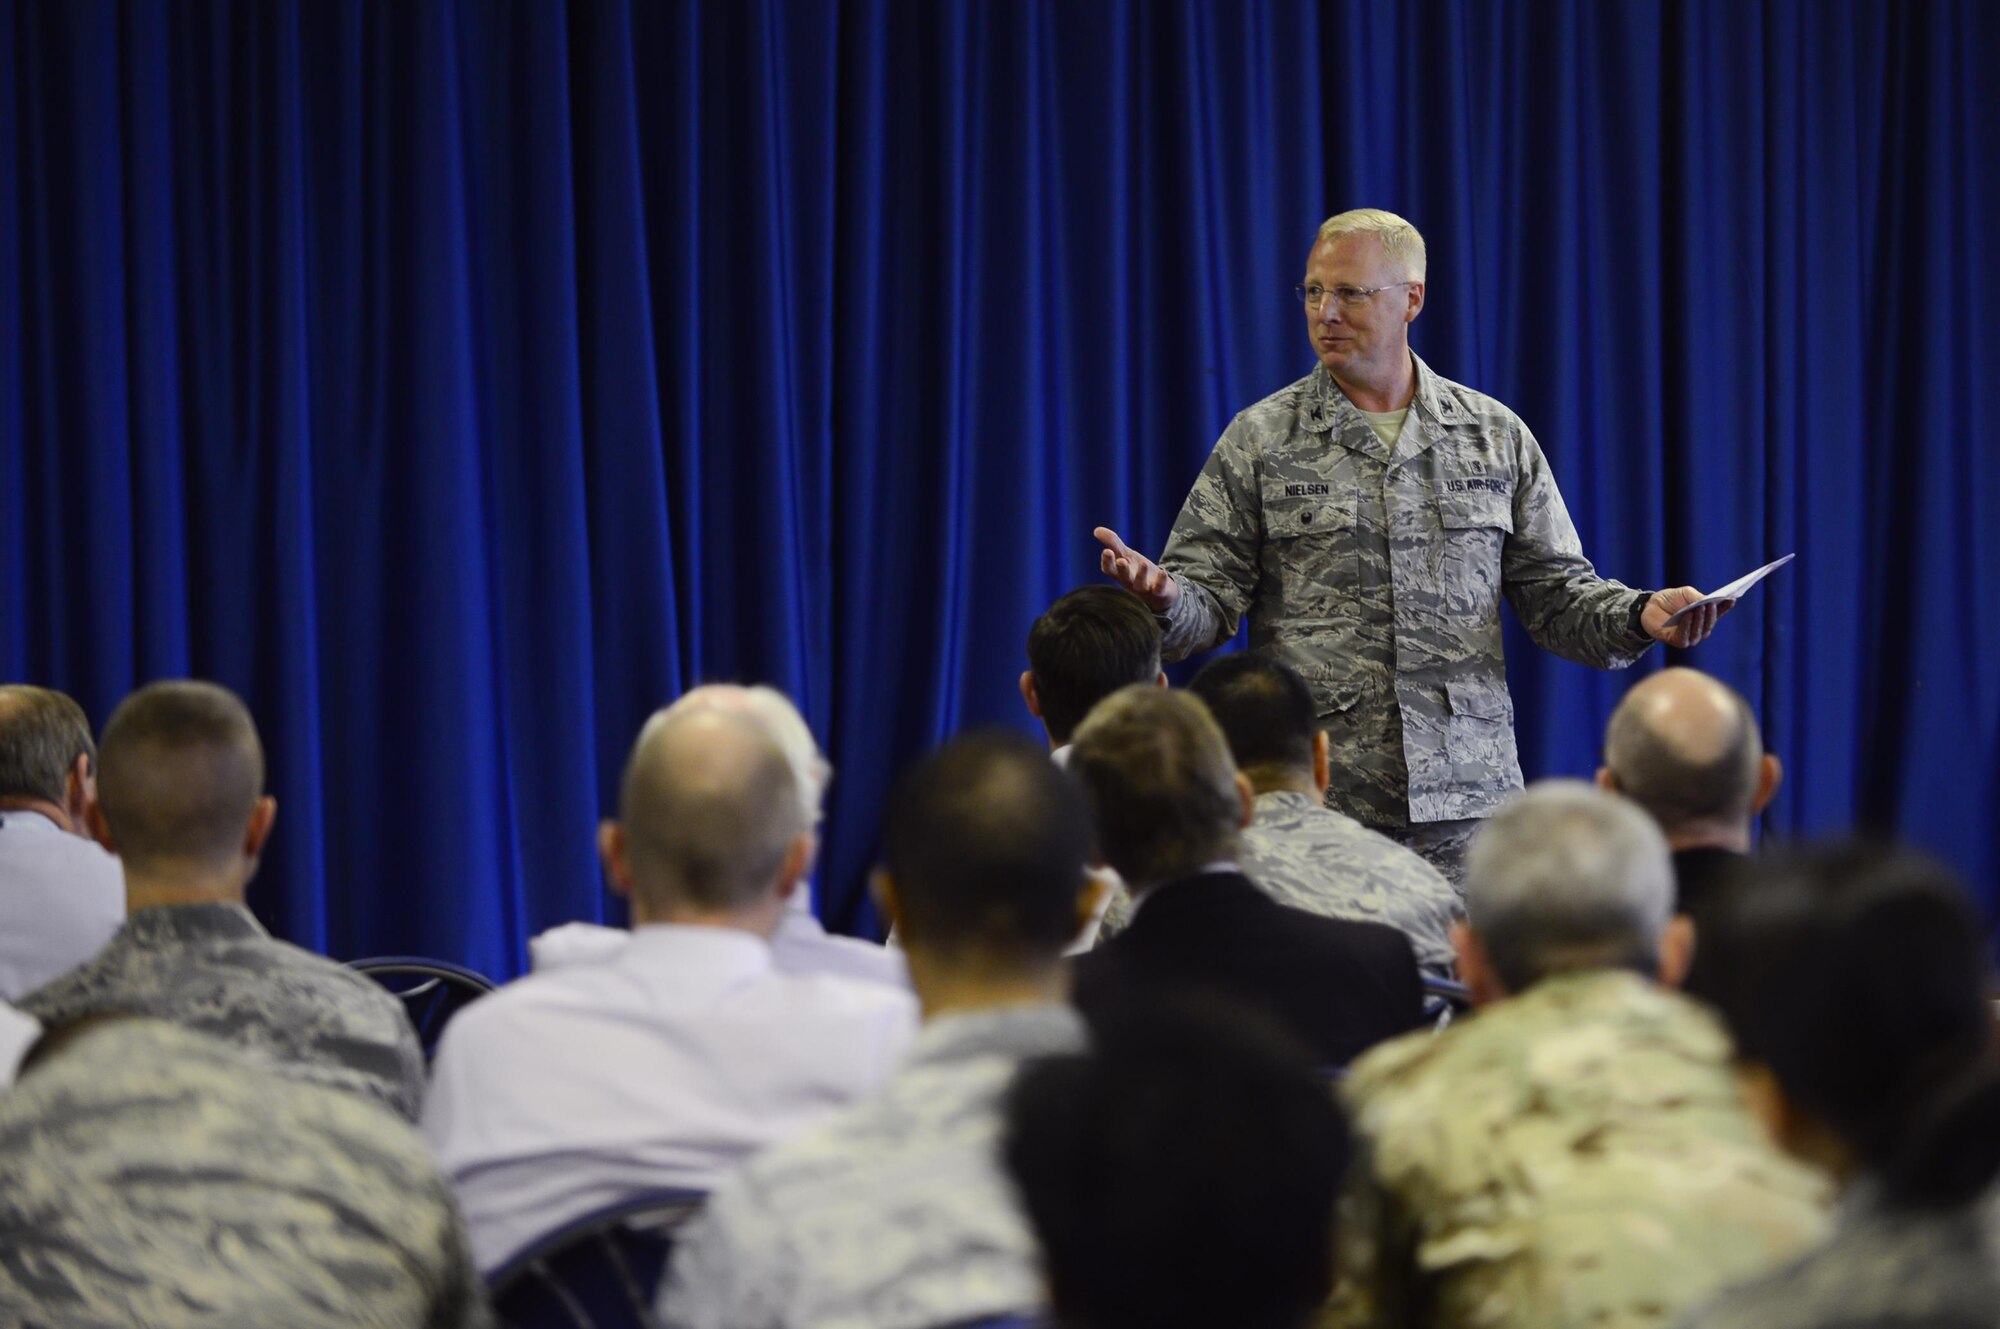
1068, 687, 1241, 889
0, 685, 96, 805
661, 684, 830, 826
1464, 780, 1675, 992
1315, 208, 1427, 282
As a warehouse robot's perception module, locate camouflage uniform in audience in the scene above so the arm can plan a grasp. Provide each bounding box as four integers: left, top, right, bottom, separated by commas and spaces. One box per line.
661, 1004, 1086, 1329
18, 901, 425, 1119
1156, 358, 1654, 876
1330, 970, 1827, 1329
1238, 790, 1462, 977
0, 1019, 489, 1329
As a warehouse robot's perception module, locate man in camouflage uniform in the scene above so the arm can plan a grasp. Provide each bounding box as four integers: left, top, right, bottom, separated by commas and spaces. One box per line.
1328, 782, 1827, 1329
1186, 652, 1461, 978
1096, 209, 1729, 883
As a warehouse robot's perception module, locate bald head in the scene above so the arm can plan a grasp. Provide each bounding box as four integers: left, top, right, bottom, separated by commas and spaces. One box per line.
615, 708, 807, 913
660, 684, 829, 826
95, 682, 265, 876
1602, 668, 1770, 843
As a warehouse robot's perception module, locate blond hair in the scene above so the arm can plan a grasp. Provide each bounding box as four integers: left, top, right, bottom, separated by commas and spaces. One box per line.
1315, 208, 1427, 282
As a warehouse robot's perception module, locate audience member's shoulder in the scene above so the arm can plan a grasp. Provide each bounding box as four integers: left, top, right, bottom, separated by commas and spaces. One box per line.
1283, 899, 1418, 963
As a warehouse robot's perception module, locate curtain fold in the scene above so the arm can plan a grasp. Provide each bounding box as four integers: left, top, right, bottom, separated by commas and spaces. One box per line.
4, 0, 1994, 975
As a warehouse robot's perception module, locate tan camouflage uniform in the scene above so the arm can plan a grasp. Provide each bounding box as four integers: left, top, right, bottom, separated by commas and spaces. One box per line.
1239, 790, 1462, 977
1329, 969, 1829, 1329
1156, 357, 1656, 876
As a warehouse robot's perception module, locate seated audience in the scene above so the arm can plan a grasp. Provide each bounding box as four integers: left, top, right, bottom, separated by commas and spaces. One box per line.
18, 681, 424, 1119
1329, 781, 1827, 1329
1066, 686, 1423, 1068
424, 705, 916, 1272
1598, 666, 1780, 918
1003, 999, 1352, 1329
1019, 584, 1166, 947
0, 685, 124, 999
662, 729, 1098, 1329
1186, 654, 1461, 978
529, 684, 908, 989
0, 1014, 486, 1327
1677, 843, 2000, 1329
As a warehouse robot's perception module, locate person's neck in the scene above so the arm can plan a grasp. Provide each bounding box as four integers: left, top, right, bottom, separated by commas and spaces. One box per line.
0, 797, 75, 835
903, 949, 1066, 1023
124, 868, 248, 915
632, 897, 786, 939
1332, 353, 1416, 414
1666, 823, 1752, 854
1250, 769, 1317, 799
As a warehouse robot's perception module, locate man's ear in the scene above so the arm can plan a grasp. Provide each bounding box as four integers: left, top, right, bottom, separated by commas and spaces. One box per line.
1234, 771, 1256, 830
598, 820, 635, 899
870, 869, 904, 936
86, 801, 116, 855
1594, 765, 1620, 793
1312, 731, 1331, 797
1751, 753, 1783, 814
1019, 671, 1042, 720
64, 753, 94, 825
242, 795, 278, 861
1073, 870, 1111, 944
1403, 281, 1426, 323
1153, 669, 1169, 689
1451, 921, 1505, 1007
773, 831, 813, 905
1658, 914, 1696, 990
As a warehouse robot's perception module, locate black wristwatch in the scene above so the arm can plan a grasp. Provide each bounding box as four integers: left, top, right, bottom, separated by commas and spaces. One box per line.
1628, 590, 1652, 640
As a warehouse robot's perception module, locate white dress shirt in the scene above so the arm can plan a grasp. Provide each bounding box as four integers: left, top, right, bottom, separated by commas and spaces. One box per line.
529, 901, 911, 992
0, 809, 125, 1001
423, 923, 919, 1272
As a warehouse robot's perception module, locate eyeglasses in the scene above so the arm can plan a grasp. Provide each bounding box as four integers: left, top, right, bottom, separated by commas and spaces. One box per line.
1295, 281, 1414, 310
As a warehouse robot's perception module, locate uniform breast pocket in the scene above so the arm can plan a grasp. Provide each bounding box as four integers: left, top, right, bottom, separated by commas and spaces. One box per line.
1435, 486, 1514, 608
1263, 483, 1358, 619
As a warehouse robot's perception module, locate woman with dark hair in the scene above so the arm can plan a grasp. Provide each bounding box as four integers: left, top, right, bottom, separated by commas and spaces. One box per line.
1679, 842, 2000, 1329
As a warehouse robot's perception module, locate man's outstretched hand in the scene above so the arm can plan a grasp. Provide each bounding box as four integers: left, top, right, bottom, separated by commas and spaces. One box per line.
1094, 527, 1179, 614
1642, 588, 1735, 649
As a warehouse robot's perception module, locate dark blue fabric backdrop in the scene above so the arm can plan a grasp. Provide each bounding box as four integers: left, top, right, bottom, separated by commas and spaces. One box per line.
4, 0, 1996, 977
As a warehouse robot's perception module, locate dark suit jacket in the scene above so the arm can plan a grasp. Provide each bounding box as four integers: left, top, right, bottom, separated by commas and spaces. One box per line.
1675, 845, 1749, 1004
1070, 870, 1426, 1068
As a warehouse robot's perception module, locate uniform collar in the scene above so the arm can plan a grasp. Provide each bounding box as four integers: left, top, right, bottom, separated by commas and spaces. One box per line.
1299, 354, 1465, 469
906, 1002, 1087, 1071
120, 901, 267, 947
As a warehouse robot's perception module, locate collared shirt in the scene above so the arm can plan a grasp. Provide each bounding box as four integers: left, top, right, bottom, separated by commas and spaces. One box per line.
1330, 970, 1828, 1329
0, 1019, 490, 1329
662, 1002, 1089, 1329
16, 901, 425, 1119
1157, 356, 1654, 827
1239, 790, 1463, 976
531, 905, 912, 991
0, 808, 124, 1000
424, 924, 918, 1272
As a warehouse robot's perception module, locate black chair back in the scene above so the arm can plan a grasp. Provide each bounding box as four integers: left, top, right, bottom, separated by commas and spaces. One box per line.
489, 1190, 708, 1329
346, 955, 498, 1059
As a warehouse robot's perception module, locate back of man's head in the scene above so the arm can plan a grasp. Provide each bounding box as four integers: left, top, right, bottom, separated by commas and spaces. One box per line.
0, 685, 96, 807
1463, 781, 1676, 995
660, 684, 830, 826
1003, 998, 1350, 1329
1025, 587, 1162, 744
1603, 668, 1766, 841
617, 709, 806, 915
1068, 687, 1243, 890
1185, 654, 1315, 787
96, 681, 264, 876
879, 729, 1091, 966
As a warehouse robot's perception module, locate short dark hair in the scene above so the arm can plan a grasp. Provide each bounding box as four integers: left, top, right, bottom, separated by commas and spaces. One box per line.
96, 681, 264, 871
1003, 998, 1350, 1329
0, 685, 96, 805
880, 729, 1091, 963
1185, 653, 1316, 780
1604, 679, 1762, 833
1704, 841, 2000, 1210
1025, 587, 1162, 744
1067, 687, 1240, 888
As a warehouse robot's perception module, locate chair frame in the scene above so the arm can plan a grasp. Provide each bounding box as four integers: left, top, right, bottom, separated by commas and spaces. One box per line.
487, 1189, 709, 1329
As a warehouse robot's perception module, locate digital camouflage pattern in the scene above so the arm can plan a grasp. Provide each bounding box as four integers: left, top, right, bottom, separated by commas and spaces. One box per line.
17, 901, 426, 1119
1157, 357, 1655, 828
0, 1019, 489, 1329
1675, 1180, 2000, 1329
1329, 969, 1829, 1329
661, 1004, 1086, 1329
1239, 790, 1462, 976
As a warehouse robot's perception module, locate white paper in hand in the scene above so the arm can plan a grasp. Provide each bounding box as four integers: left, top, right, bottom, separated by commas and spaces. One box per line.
1664, 553, 1796, 625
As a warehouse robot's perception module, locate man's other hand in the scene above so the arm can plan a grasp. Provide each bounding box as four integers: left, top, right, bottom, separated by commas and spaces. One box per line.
1642, 588, 1735, 649
1094, 527, 1179, 614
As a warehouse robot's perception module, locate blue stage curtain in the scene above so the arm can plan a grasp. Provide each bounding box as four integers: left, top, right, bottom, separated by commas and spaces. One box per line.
3, 0, 1995, 975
